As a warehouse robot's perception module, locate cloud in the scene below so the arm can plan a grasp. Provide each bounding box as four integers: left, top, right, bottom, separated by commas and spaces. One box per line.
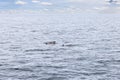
69, 0, 84, 2
31, 0, 53, 6
68, 0, 103, 3
40, 2, 53, 6
32, 0, 40, 3
15, 0, 27, 5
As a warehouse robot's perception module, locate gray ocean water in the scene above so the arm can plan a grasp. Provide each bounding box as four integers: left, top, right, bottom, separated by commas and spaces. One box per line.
0, 12, 120, 80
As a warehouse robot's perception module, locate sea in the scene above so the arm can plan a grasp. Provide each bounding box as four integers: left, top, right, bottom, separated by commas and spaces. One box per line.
0, 10, 120, 80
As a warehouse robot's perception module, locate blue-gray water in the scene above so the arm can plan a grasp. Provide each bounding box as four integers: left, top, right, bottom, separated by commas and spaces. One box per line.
0, 12, 120, 80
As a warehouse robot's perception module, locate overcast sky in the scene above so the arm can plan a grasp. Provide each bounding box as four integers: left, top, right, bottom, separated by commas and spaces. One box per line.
0, 0, 119, 11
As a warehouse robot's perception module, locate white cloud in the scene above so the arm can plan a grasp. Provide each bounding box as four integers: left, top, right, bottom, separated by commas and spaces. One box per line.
40, 2, 53, 6
15, 0, 27, 5
32, 0, 40, 3
68, 0, 85, 2
68, 0, 103, 3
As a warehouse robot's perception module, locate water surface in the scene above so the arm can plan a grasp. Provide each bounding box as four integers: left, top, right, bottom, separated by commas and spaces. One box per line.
0, 12, 120, 80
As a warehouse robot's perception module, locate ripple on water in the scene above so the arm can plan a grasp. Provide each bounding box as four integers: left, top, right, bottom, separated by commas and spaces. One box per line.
24, 48, 67, 53
0, 41, 11, 44
7, 44, 22, 52
97, 59, 120, 64
41, 77, 67, 80
8, 67, 34, 72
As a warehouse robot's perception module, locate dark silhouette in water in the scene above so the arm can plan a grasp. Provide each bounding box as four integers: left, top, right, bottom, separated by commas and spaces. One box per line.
44, 41, 56, 45
109, 0, 113, 3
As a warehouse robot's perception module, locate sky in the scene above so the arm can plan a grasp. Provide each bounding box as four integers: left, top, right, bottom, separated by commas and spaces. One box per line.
0, 0, 119, 12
